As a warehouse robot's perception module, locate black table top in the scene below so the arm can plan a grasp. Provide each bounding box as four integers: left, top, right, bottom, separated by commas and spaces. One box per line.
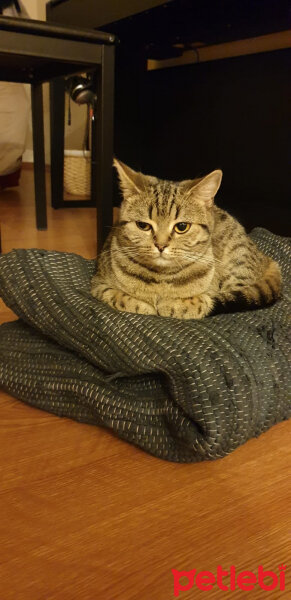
0, 15, 116, 43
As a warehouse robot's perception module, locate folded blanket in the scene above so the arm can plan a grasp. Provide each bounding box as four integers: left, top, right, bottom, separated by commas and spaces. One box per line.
0, 228, 290, 462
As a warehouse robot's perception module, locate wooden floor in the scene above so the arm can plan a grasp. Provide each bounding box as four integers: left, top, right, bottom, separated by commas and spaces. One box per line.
0, 169, 290, 600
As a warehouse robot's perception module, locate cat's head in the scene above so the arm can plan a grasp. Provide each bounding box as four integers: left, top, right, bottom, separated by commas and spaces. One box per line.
114, 159, 222, 269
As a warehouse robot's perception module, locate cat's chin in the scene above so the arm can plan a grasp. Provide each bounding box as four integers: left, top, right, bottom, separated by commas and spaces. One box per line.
155, 255, 169, 265
139, 252, 173, 271
151, 254, 172, 270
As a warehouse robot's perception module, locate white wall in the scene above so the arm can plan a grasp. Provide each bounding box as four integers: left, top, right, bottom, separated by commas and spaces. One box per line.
22, 0, 86, 163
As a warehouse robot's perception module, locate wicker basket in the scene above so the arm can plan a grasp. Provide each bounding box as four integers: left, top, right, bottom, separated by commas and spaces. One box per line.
64, 150, 91, 197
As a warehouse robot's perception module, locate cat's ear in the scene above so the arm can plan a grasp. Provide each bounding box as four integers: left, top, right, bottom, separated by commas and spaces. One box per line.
113, 158, 145, 198
182, 170, 222, 208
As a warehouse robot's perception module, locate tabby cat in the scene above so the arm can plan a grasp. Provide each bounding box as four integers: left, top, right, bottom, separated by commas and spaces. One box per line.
91, 159, 281, 319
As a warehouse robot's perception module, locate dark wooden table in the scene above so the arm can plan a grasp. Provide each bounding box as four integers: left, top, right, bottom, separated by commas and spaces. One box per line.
0, 15, 115, 242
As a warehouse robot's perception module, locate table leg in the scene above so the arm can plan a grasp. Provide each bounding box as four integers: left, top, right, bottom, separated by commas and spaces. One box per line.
92, 45, 115, 253
31, 82, 47, 230
49, 77, 65, 209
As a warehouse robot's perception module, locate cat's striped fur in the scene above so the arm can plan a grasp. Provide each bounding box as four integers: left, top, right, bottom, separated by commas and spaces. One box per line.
91, 160, 281, 319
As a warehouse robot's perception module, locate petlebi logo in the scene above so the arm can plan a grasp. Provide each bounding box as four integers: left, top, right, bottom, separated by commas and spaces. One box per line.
172, 564, 287, 596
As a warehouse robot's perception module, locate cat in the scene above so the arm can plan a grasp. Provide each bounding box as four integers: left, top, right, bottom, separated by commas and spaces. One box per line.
91, 159, 282, 319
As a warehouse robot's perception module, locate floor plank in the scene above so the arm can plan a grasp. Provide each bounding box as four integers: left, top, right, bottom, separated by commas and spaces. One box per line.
0, 169, 290, 599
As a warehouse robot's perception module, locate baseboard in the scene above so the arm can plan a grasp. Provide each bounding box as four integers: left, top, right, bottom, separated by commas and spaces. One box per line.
22, 162, 51, 172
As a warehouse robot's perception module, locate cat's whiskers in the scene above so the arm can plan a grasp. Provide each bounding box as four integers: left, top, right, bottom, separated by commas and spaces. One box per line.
173, 253, 216, 266
101, 246, 221, 268
173, 250, 222, 266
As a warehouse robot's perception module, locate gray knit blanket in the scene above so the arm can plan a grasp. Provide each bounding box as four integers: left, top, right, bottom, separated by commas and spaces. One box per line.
0, 228, 290, 462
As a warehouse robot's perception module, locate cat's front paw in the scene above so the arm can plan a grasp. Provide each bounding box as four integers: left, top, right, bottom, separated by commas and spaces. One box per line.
121, 295, 157, 316
157, 294, 213, 319
93, 284, 157, 315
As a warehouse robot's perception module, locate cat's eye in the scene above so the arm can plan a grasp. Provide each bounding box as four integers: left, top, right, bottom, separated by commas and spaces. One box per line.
174, 222, 191, 234
136, 221, 151, 231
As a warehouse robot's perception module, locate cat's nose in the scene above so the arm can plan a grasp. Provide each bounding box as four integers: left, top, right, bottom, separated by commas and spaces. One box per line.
155, 243, 167, 253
